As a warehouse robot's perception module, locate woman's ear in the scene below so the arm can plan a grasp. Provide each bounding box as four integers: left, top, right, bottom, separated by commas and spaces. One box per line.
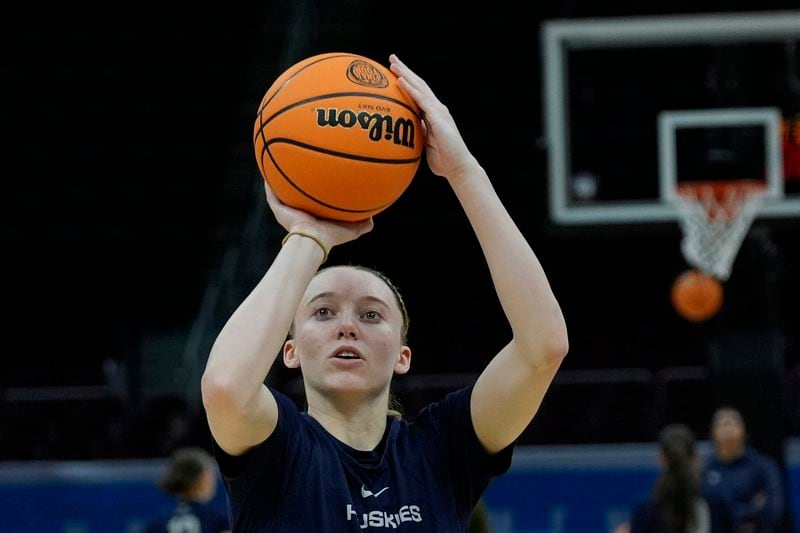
657, 450, 667, 469
284, 339, 300, 369
394, 345, 411, 375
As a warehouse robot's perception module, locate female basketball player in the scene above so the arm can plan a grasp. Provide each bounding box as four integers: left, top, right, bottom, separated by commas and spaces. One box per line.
201, 54, 569, 531
144, 447, 230, 532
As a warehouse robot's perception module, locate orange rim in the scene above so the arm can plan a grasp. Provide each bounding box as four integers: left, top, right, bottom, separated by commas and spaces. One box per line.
675, 180, 765, 221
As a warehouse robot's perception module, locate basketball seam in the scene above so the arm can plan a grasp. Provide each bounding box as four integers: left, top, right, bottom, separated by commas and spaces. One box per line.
262, 143, 396, 214
264, 138, 421, 165
257, 54, 360, 116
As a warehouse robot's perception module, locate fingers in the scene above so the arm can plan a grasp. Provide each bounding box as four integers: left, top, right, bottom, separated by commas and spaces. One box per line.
339, 216, 374, 236
389, 54, 429, 92
395, 76, 426, 109
263, 180, 277, 206
263, 179, 375, 245
263, 180, 275, 200
263, 180, 286, 211
359, 217, 375, 235
389, 54, 436, 105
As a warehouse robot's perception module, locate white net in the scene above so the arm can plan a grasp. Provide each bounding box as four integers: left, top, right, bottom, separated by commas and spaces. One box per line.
671, 182, 766, 281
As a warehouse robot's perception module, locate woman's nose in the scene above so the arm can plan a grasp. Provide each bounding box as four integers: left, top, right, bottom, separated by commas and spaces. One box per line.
336, 316, 359, 339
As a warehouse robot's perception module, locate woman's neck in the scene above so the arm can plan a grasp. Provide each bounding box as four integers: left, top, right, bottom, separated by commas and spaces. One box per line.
306, 390, 389, 450
716, 441, 745, 463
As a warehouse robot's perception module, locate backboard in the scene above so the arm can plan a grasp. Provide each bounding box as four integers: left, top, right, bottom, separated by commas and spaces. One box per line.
542, 11, 800, 224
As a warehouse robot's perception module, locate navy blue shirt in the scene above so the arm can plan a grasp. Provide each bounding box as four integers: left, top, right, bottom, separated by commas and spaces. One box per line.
702, 448, 785, 532
213, 385, 513, 532
144, 501, 230, 533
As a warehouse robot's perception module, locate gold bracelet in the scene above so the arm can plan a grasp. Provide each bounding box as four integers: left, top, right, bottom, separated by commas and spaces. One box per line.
281, 231, 329, 263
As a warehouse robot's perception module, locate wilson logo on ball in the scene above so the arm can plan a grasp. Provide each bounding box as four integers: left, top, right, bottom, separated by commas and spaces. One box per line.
314, 108, 416, 149
346, 60, 389, 88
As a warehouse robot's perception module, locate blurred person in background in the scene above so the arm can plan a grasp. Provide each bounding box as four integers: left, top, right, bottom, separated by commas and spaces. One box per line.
702, 407, 786, 533
144, 447, 230, 533
619, 423, 735, 533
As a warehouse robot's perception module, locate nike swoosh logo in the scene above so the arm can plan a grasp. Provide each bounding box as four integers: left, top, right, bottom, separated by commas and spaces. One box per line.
360, 485, 390, 498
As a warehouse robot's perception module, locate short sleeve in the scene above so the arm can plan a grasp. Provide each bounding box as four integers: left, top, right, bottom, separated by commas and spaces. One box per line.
413, 385, 514, 515
210, 389, 303, 505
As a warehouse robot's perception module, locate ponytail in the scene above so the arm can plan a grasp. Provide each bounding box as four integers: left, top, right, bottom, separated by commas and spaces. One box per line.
653, 424, 699, 533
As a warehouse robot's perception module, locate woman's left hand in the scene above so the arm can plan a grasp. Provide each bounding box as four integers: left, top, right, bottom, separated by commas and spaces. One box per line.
389, 54, 478, 181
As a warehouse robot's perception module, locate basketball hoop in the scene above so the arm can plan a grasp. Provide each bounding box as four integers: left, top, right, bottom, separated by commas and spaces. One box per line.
671, 180, 767, 281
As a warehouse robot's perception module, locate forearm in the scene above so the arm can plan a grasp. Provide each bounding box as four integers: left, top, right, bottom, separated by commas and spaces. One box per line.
449, 161, 568, 364
202, 235, 323, 407
737, 499, 780, 526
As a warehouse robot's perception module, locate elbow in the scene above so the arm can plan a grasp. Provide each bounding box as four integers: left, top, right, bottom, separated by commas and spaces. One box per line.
201, 371, 226, 412
201, 370, 243, 415
554, 322, 569, 358
531, 324, 569, 369
527, 306, 570, 366
514, 327, 569, 370
548, 314, 570, 362
554, 337, 570, 363
545, 332, 569, 367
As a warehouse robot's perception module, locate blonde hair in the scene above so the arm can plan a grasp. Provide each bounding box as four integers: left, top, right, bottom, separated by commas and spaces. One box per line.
388, 391, 404, 420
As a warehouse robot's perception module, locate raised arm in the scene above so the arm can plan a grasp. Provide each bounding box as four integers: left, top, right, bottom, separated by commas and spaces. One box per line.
201, 185, 372, 456
390, 55, 568, 454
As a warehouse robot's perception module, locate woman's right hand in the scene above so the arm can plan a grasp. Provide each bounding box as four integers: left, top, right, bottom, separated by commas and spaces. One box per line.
263, 181, 374, 251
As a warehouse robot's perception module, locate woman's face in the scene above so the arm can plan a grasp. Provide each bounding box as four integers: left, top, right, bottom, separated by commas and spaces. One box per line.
712, 410, 746, 452
194, 468, 217, 503
284, 267, 411, 400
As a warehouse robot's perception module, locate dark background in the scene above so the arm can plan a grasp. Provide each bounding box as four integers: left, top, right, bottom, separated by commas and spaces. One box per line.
4, 1, 800, 462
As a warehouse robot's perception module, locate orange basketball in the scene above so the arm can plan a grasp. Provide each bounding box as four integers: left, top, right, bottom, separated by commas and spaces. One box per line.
253, 53, 424, 221
671, 269, 723, 322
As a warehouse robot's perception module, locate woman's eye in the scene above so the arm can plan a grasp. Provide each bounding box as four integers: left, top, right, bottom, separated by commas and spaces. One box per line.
362, 310, 381, 321
314, 307, 333, 318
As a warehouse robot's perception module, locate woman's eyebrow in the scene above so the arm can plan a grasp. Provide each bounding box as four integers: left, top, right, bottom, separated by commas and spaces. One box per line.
361, 295, 390, 309
306, 292, 389, 309
306, 292, 335, 306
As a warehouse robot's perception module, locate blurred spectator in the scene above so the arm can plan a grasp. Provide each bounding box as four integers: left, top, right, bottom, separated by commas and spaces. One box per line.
621, 423, 735, 533
144, 447, 229, 533
702, 407, 785, 533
